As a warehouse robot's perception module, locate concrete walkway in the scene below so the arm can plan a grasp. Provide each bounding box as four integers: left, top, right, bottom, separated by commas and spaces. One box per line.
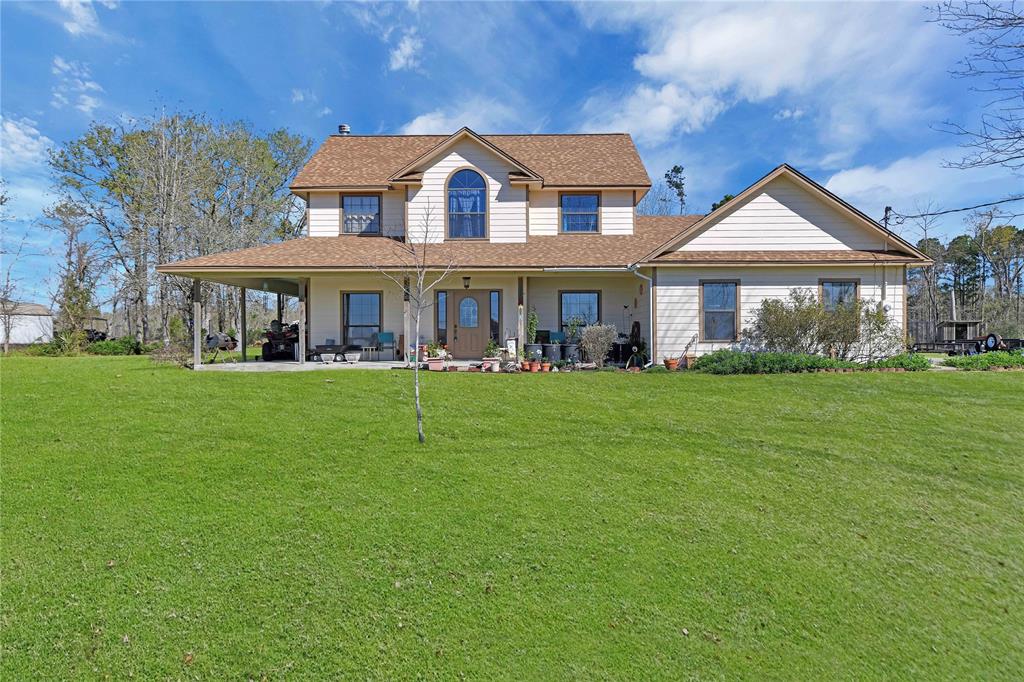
195, 359, 483, 372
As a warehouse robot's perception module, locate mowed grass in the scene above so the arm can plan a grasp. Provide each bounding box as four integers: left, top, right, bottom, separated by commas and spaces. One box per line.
1, 357, 1021, 679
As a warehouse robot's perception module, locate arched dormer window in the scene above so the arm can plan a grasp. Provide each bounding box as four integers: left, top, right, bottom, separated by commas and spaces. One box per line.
447, 169, 487, 239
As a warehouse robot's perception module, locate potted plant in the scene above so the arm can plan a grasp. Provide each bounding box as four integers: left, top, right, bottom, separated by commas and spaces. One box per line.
524, 307, 542, 361
663, 355, 680, 371
563, 315, 584, 363
541, 356, 551, 372
483, 339, 503, 373
529, 356, 541, 372
425, 342, 446, 371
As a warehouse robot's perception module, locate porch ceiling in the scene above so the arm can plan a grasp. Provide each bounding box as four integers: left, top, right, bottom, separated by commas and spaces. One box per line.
172, 272, 300, 296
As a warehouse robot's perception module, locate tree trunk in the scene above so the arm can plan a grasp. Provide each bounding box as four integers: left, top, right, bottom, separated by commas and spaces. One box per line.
413, 308, 425, 444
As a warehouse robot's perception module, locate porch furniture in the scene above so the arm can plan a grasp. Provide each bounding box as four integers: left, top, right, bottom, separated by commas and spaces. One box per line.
536, 329, 551, 344
549, 331, 566, 343
361, 344, 377, 361
375, 331, 397, 361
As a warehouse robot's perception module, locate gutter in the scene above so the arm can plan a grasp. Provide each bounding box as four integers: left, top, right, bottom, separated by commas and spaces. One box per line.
627, 264, 655, 368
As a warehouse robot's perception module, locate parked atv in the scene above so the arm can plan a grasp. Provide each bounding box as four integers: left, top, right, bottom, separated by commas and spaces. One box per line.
261, 320, 299, 361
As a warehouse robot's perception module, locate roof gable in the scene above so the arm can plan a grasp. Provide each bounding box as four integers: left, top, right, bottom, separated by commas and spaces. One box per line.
391, 128, 540, 182
639, 164, 930, 263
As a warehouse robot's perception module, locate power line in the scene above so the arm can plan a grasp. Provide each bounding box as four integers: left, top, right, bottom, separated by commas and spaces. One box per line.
891, 195, 1024, 225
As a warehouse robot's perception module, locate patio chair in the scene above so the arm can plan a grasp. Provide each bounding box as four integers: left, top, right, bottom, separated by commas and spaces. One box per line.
376, 331, 397, 361
549, 331, 566, 343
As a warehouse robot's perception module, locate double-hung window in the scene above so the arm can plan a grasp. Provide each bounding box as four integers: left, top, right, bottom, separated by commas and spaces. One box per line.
342, 195, 380, 234
559, 291, 600, 333
342, 292, 381, 348
560, 193, 599, 233
820, 280, 858, 311
701, 281, 738, 341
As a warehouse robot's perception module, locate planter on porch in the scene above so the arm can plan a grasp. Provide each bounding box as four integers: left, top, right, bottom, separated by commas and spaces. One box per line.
524, 343, 543, 361
542, 343, 562, 362
482, 356, 502, 372
562, 343, 580, 363
343, 352, 361, 363
427, 357, 445, 371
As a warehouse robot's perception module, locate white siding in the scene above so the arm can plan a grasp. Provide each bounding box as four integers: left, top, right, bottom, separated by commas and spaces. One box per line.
529, 189, 558, 235
655, 265, 906, 358
381, 189, 405, 238
308, 192, 339, 237
677, 176, 886, 251
601, 190, 634, 235
406, 139, 527, 243
529, 189, 635, 235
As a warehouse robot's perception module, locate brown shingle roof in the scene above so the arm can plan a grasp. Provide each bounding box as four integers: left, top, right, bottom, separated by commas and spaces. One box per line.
157, 216, 700, 272
290, 133, 651, 189
651, 249, 922, 264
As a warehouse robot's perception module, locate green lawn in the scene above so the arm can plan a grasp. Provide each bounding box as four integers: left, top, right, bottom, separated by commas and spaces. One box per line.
2, 357, 1021, 679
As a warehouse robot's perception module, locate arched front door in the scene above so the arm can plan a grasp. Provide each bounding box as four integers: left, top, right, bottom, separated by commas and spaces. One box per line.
448, 290, 489, 358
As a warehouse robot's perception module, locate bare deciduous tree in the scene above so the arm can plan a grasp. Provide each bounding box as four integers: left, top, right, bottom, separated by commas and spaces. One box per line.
364, 201, 457, 444
933, 1, 1024, 171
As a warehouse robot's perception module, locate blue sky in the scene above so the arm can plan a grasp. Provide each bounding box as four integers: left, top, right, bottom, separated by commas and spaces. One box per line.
1, 0, 1021, 304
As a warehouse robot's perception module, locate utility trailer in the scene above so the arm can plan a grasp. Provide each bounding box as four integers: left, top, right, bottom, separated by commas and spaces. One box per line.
913, 333, 1023, 356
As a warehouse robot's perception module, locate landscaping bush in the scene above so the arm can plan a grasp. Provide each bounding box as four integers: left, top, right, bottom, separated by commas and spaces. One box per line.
86, 336, 145, 355
579, 323, 617, 368
866, 353, 931, 371
743, 288, 905, 361
942, 351, 1024, 371
692, 349, 858, 374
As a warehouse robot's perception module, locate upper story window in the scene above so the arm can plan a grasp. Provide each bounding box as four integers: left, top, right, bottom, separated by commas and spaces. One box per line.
342, 195, 380, 234
560, 193, 599, 233
821, 280, 858, 311
447, 169, 487, 239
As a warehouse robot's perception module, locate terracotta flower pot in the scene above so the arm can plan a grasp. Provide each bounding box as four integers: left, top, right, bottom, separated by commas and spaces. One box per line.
521, 361, 530, 371
541, 362, 551, 372
664, 358, 679, 371
529, 361, 540, 373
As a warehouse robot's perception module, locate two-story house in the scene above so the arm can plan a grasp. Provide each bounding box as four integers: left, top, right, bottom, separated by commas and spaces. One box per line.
158, 127, 930, 365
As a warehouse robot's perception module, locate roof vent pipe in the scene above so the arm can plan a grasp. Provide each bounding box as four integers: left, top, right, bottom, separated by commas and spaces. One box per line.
338, 124, 351, 135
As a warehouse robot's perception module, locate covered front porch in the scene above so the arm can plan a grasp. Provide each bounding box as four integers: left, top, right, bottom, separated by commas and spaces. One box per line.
177, 268, 655, 369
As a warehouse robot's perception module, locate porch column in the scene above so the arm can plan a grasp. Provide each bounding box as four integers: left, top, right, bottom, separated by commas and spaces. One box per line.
297, 280, 306, 364
276, 293, 284, 322
403, 276, 411, 363
240, 287, 247, 362
517, 276, 525, 351
192, 279, 202, 368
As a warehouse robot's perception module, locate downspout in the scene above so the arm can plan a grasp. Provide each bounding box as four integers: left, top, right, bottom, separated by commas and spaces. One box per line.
627, 264, 654, 368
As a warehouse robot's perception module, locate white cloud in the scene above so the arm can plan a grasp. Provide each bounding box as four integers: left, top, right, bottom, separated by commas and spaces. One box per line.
389, 28, 423, 71
50, 56, 104, 117
774, 108, 805, 121
582, 83, 725, 144
400, 97, 522, 134
291, 88, 311, 103
579, 3, 948, 156
316, 107, 333, 118
57, 0, 117, 37
826, 148, 1022, 237
0, 117, 55, 173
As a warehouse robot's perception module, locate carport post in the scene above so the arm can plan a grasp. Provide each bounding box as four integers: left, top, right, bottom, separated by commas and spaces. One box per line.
240, 287, 247, 362
297, 280, 306, 364
192, 279, 202, 368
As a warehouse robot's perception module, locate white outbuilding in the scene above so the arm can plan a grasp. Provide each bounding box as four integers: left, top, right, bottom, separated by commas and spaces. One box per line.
1, 303, 54, 345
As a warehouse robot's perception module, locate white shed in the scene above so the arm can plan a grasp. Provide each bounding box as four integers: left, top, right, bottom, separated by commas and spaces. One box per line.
2, 303, 54, 345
